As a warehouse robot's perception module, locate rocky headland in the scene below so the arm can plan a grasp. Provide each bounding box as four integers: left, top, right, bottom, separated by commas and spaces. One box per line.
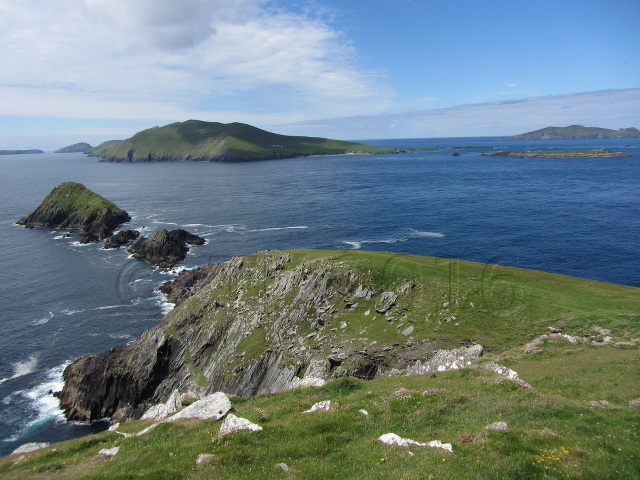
16, 182, 131, 243
504, 125, 640, 140
127, 229, 205, 268
55, 142, 92, 153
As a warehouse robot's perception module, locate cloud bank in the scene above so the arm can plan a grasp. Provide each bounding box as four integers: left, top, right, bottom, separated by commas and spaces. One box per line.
279, 88, 640, 139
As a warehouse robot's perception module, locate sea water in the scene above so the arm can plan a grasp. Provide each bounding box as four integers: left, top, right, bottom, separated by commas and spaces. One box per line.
1, 137, 639, 455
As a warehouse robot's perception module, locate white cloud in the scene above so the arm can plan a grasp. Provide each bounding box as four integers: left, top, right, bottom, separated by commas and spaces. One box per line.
0, 0, 392, 125
279, 89, 640, 139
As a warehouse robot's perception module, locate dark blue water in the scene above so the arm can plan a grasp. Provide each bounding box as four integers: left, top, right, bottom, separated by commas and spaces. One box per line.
1, 137, 639, 455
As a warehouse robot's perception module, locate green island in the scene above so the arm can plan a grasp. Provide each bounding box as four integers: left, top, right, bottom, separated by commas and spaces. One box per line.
88, 120, 394, 163
504, 125, 640, 140
4, 249, 638, 479
55, 142, 92, 153
481, 148, 631, 159
16, 182, 130, 243
0, 149, 43, 155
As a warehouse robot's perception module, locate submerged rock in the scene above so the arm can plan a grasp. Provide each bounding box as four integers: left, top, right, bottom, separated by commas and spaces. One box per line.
128, 229, 205, 268
16, 182, 130, 243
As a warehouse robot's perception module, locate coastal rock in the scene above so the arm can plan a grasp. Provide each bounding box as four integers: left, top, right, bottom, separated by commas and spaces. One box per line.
98, 447, 120, 457
165, 392, 231, 422
218, 414, 263, 437
128, 229, 205, 268
378, 433, 453, 453
11, 443, 50, 455
303, 400, 334, 413
104, 230, 140, 249
16, 182, 130, 243
159, 264, 220, 305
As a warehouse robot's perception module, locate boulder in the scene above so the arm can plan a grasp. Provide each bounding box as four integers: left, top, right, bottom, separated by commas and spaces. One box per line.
165, 392, 231, 422
218, 414, 262, 437
303, 400, 334, 413
485, 422, 508, 431
104, 230, 140, 249
378, 433, 453, 453
98, 447, 120, 457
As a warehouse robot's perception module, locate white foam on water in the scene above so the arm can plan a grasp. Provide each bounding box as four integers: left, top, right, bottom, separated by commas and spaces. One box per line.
93, 304, 129, 311
11, 356, 38, 379
21, 363, 67, 425
409, 229, 446, 238
343, 237, 408, 250
33, 311, 54, 325
61, 309, 85, 316
249, 226, 308, 232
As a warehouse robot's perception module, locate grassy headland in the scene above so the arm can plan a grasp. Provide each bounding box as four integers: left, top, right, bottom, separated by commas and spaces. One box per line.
89, 120, 394, 163
3, 249, 638, 478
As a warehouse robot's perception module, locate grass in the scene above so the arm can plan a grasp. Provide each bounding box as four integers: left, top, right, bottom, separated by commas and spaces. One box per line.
95, 120, 394, 162
3, 342, 639, 479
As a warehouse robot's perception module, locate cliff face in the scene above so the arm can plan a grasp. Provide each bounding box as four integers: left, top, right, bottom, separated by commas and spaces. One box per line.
16, 182, 130, 243
58, 250, 451, 421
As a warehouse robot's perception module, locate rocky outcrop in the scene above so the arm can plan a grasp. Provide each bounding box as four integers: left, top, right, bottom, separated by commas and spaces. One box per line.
128, 229, 205, 268
58, 251, 450, 422
103, 230, 140, 249
159, 264, 220, 305
16, 182, 130, 243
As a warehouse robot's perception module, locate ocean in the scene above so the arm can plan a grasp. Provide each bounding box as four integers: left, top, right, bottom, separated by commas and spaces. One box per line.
1, 137, 639, 456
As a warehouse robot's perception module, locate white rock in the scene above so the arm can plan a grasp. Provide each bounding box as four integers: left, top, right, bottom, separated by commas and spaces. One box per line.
11, 443, 49, 455
166, 392, 231, 422
108, 423, 120, 432
289, 376, 326, 390
485, 421, 508, 431
196, 454, 215, 464
275, 463, 290, 472
378, 433, 453, 453
359, 409, 369, 418
141, 390, 184, 422
98, 447, 120, 457
303, 400, 333, 413
402, 325, 415, 336
218, 414, 263, 437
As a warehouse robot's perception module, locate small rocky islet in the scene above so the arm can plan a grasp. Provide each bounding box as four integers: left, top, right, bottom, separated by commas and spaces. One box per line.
16, 182, 204, 266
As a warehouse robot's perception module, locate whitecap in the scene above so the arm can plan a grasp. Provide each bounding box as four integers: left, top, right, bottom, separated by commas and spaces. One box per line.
343, 241, 363, 250
249, 226, 309, 232
409, 229, 445, 238
34, 311, 54, 325
10, 356, 38, 380
343, 238, 407, 250
93, 304, 129, 311
61, 309, 84, 316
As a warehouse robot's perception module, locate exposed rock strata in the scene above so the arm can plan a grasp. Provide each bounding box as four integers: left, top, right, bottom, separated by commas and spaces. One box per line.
16, 182, 130, 243
128, 229, 205, 268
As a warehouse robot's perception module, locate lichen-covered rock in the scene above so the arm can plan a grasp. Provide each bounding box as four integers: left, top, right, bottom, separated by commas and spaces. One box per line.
16, 182, 130, 243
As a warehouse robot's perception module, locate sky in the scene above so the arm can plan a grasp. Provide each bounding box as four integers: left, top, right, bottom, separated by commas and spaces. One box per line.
0, 0, 639, 149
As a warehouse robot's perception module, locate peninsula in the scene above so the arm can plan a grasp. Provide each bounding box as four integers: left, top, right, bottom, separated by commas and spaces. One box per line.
481, 148, 631, 159
504, 125, 640, 140
16, 182, 131, 243
89, 120, 393, 163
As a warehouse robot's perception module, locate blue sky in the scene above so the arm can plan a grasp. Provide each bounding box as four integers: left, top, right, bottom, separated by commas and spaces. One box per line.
1, 0, 639, 149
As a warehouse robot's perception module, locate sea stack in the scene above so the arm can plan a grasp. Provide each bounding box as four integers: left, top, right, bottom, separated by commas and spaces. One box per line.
16, 182, 131, 243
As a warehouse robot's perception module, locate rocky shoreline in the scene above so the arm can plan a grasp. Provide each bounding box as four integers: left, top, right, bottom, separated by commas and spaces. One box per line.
481, 148, 631, 159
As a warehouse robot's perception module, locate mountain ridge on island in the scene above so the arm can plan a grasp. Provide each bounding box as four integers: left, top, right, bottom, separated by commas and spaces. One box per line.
88, 120, 394, 163
504, 124, 640, 140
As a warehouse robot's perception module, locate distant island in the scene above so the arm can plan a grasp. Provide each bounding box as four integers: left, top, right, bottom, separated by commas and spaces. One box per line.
481, 148, 631, 159
504, 125, 640, 140
0, 149, 43, 155
55, 142, 92, 153
88, 120, 394, 163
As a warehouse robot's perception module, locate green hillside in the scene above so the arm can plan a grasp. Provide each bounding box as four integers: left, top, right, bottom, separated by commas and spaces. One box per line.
3, 249, 639, 478
91, 120, 393, 162
504, 125, 640, 140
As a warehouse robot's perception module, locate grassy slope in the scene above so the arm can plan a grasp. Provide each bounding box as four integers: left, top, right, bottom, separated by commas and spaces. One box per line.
2, 249, 639, 479
96, 120, 392, 162
506, 125, 640, 140
86, 140, 124, 156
